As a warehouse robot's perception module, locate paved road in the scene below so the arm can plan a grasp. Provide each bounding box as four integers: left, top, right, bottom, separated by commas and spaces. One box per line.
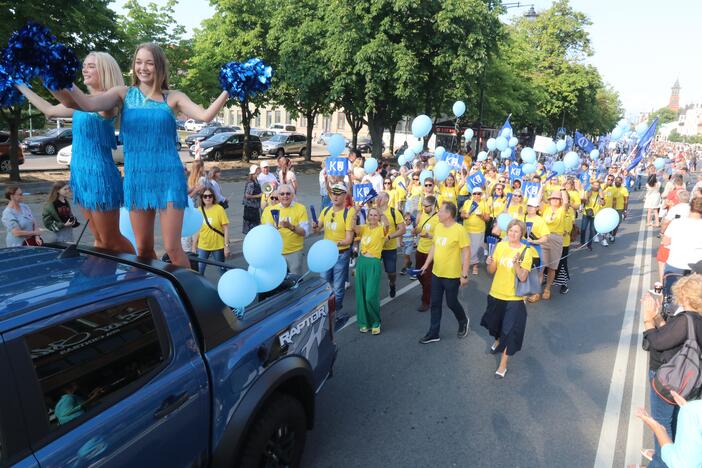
1, 170, 657, 467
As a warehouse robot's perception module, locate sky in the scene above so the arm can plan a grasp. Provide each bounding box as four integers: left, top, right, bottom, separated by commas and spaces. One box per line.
110, 0, 702, 119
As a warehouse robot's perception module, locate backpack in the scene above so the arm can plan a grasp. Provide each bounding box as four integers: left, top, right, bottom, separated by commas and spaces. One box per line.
652, 314, 702, 404
321, 206, 350, 223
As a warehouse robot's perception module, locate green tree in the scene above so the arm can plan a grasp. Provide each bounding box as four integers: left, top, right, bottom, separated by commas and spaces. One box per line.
0, 1, 123, 181
649, 107, 678, 126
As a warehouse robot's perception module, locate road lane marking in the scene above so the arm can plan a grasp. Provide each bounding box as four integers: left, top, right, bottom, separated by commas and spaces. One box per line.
593, 213, 647, 468
339, 280, 421, 332
624, 221, 654, 465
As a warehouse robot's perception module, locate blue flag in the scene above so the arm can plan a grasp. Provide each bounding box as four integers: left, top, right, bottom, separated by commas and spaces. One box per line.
444, 152, 464, 169
353, 183, 372, 202
598, 136, 606, 153
627, 118, 659, 171
574, 131, 595, 153
500, 116, 512, 137
509, 165, 523, 181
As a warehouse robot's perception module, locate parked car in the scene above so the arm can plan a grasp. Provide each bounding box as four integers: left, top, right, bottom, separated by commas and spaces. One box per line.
262, 133, 308, 157
317, 132, 348, 146
190, 132, 263, 161
184, 119, 206, 132
268, 123, 297, 133
251, 128, 277, 141
353, 137, 385, 154
185, 126, 240, 146
21, 127, 72, 155
0, 244, 336, 467
0, 131, 25, 173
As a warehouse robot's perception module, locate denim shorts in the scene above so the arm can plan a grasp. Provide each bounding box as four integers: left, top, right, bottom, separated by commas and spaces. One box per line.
401, 239, 416, 256
381, 248, 398, 273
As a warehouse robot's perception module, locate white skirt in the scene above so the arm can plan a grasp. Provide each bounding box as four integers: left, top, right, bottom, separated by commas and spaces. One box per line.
644, 190, 661, 209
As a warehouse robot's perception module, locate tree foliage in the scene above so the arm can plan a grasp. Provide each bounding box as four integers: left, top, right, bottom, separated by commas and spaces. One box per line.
649, 107, 678, 126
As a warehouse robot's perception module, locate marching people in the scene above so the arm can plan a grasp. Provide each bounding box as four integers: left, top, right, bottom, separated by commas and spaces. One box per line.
524, 198, 551, 303
551, 192, 575, 295
418, 201, 470, 344
42, 182, 79, 243
540, 190, 569, 300
277, 155, 298, 193
376, 192, 406, 298
413, 195, 440, 312
260, 184, 309, 275
192, 188, 230, 275
2, 186, 42, 247
401, 212, 416, 274
204, 166, 229, 209
461, 187, 490, 275
581, 179, 602, 249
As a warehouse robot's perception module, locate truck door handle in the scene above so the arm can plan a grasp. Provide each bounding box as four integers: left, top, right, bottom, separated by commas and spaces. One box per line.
154, 392, 189, 419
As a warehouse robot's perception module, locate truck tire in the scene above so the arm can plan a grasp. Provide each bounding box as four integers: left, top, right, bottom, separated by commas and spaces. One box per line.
238, 394, 307, 468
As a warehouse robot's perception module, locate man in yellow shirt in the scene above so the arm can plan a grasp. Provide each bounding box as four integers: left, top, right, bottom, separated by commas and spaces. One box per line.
376, 192, 406, 298
413, 195, 440, 311
610, 176, 629, 243
418, 201, 470, 343
313, 183, 355, 323
461, 187, 490, 275
260, 184, 309, 275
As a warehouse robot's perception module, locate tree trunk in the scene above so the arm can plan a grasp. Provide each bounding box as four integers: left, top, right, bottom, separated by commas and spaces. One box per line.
241, 102, 250, 163
367, 112, 384, 160
389, 126, 396, 158
345, 111, 364, 150
305, 109, 316, 161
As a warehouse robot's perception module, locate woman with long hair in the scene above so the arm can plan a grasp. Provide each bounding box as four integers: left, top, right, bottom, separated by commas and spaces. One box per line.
42, 182, 79, 242
16, 52, 133, 252
187, 159, 206, 198
54, 43, 230, 268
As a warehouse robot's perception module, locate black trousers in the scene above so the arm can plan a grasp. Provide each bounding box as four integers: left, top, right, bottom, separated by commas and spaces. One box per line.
428, 274, 468, 336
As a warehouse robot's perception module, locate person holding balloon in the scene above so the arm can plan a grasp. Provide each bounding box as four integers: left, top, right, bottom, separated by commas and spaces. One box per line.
461, 187, 490, 276
413, 196, 440, 312
353, 207, 390, 335
580, 179, 603, 250
260, 184, 309, 275
191, 188, 229, 275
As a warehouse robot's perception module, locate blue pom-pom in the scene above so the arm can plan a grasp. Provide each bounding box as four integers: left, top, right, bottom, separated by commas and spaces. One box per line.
3, 22, 55, 81
219, 58, 273, 102
42, 43, 80, 90
0, 64, 25, 108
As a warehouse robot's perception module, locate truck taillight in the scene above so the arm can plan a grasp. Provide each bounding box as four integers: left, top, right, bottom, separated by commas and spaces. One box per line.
327, 294, 336, 339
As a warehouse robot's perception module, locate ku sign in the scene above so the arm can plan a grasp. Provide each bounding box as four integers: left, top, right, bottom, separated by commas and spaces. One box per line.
325, 157, 348, 176
523, 182, 541, 199
444, 152, 464, 169
509, 165, 522, 181
467, 170, 485, 190
353, 183, 372, 202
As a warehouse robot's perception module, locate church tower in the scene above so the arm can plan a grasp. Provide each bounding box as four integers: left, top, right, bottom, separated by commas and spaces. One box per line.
668, 78, 681, 111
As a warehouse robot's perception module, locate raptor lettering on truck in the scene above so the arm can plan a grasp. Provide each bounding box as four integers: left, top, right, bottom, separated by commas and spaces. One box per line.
279, 305, 327, 346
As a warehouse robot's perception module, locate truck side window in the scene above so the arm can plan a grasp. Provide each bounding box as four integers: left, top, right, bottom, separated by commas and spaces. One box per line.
22, 298, 167, 429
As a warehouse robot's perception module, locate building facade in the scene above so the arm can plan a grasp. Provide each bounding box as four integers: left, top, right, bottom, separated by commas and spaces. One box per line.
677, 103, 702, 136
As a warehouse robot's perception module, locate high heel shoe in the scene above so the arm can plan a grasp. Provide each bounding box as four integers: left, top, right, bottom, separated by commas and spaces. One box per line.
494, 368, 507, 379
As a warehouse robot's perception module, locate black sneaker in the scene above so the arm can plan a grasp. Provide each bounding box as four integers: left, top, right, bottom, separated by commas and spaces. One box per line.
457, 322, 469, 339
419, 334, 440, 344
334, 314, 350, 330
559, 285, 569, 295
389, 283, 396, 298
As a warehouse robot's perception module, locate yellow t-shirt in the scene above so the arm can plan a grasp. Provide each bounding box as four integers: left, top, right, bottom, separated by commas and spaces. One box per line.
416, 211, 439, 254
261, 202, 308, 254
359, 224, 385, 258
603, 186, 616, 209
489, 241, 533, 301
613, 186, 629, 210
382, 207, 405, 251
438, 185, 458, 207
542, 206, 566, 235
320, 206, 355, 251
524, 214, 550, 258
584, 190, 603, 215
432, 222, 470, 278
562, 207, 575, 247
490, 196, 507, 217
567, 190, 581, 210
508, 203, 526, 219
197, 204, 229, 251
461, 198, 489, 234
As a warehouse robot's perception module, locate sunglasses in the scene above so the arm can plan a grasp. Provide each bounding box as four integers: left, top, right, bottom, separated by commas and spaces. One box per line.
202, 194, 214, 199
270, 196, 278, 201
279, 192, 292, 196
514, 195, 523, 198
384, 181, 392, 185
422, 205, 433, 209
472, 193, 482, 195
413, 178, 419, 181
424, 184, 433, 187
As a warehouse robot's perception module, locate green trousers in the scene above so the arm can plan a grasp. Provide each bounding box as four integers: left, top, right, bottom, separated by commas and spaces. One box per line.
355, 255, 382, 328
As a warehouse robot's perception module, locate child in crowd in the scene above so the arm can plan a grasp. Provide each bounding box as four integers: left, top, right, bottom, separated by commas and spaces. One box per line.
400, 212, 416, 275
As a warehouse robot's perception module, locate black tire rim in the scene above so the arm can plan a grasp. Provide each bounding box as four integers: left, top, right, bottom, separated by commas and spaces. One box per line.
277, 149, 284, 157
262, 423, 297, 467
214, 151, 222, 161
0, 159, 10, 172
300, 148, 306, 157
251, 151, 259, 159
45, 145, 56, 155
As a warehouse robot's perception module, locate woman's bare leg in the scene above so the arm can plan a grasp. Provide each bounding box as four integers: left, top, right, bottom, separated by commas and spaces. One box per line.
90, 209, 135, 254
160, 203, 190, 268
130, 209, 157, 259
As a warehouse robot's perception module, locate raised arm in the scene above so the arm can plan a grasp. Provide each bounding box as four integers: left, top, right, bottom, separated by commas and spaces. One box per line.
53, 85, 126, 113
15, 85, 73, 119
171, 90, 230, 122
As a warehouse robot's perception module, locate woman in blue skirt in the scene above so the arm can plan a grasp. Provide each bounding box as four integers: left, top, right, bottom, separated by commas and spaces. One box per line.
16, 52, 134, 253
55, 43, 230, 268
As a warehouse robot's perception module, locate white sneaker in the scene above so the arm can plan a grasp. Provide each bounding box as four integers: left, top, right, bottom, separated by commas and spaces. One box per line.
594, 234, 601, 243
345, 281, 350, 290
601, 238, 609, 247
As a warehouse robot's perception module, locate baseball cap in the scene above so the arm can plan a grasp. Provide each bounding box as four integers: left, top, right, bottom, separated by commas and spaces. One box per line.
260, 161, 269, 168
249, 165, 258, 174
331, 182, 348, 194
548, 191, 562, 200
472, 187, 483, 194
526, 198, 540, 207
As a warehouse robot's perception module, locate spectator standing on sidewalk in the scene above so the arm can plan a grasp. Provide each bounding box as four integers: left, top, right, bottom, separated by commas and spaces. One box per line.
414, 195, 440, 312
42, 182, 79, 243
203, 166, 229, 209
418, 201, 470, 344
2, 186, 42, 247
242, 165, 263, 234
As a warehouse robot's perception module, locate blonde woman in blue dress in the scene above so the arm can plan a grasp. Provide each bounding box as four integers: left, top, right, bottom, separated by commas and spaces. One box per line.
54, 43, 230, 268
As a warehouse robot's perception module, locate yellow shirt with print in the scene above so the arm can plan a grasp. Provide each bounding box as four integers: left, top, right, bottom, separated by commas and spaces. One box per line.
567, 190, 582, 210
416, 211, 440, 254
461, 198, 489, 234
490, 196, 507, 217
525, 214, 550, 258
261, 202, 308, 254
562, 207, 575, 247
603, 186, 616, 208
508, 203, 526, 220
359, 224, 385, 258
542, 205, 567, 235
584, 190, 603, 215
489, 241, 534, 301
438, 185, 458, 207
432, 222, 470, 278
320, 205, 355, 251
197, 204, 229, 251
613, 186, 629, 210
382, 206, 405, 251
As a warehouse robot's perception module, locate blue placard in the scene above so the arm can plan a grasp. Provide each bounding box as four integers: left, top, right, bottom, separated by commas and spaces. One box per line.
467, 170, 485, 190
353, 183, 372, 202
445, 152, 464, 169
523, 182, 541, 200
325, 157, 348, 176
509, 165, 523, 181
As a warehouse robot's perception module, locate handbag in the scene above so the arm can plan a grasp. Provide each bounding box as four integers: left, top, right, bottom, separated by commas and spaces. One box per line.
652, 314, 702, 403
22, 236, 43, 246
514, 246, 542, 297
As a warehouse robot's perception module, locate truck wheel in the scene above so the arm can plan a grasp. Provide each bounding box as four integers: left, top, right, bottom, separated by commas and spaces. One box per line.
238, 394, 306, 468
213, 150, 223, 161
44, 144, 57, 155
0, 157, 10, 173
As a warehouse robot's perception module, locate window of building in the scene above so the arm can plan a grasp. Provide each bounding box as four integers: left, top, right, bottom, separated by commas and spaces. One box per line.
322, 115, 332, 132
255, 114, 262, 128
299, 116, 307, 128
23, 298, 167, 429
337, 112, 346, 131
266, 111, 273, 128
235, 110, 242, 126
274, 110, 281, 124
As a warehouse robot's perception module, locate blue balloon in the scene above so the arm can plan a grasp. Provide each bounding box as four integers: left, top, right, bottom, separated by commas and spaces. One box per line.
611, 127, 623, 141
545, 141, 558, 155
364, 157, 378, 174
636, 122, 648, 137
497, 213, 513, 232
552, 161, 566, 175
327, 134, 346, 157
398, 154, 406, 166
509, 136, 518, 148
452, 101, 466, 118
594, 208, 620, 234
654, 157, 666, 170
411, 114, 433, 138
434, 161, 450, 182
556, 139, 567, 152
500, 148, 512, 159
521, 147, 536, 164
182, 198, 204, 237
496, 136, 509, 151
564, 151, 579, 169
486, 138, 497, 151
501, 128, 512, 138
463, 128, 474, 141
248, 256, 287, 292
412, 139, 424, 154
307, 239, 339, 273
218, 269, 257, 308
522, 163, 536, 174
243, 224, 283, 267
477, 151, 488, 162
119, 207, 137, 250
419, 169, 433, 184
434, 146, 446, 160
590, 149, 600, 160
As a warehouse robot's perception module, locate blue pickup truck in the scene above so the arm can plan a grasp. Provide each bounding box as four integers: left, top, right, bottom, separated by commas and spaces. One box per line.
0, 245, 337, 467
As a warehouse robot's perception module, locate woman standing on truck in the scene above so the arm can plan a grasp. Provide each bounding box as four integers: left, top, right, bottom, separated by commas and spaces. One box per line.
15, 52, 133, 253
52, 43, 230, 268
42, 182, 79, 243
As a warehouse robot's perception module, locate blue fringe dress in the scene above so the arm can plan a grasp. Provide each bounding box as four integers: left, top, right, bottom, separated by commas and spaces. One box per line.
120, 87, 187, 210
70, 111, 123, 211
